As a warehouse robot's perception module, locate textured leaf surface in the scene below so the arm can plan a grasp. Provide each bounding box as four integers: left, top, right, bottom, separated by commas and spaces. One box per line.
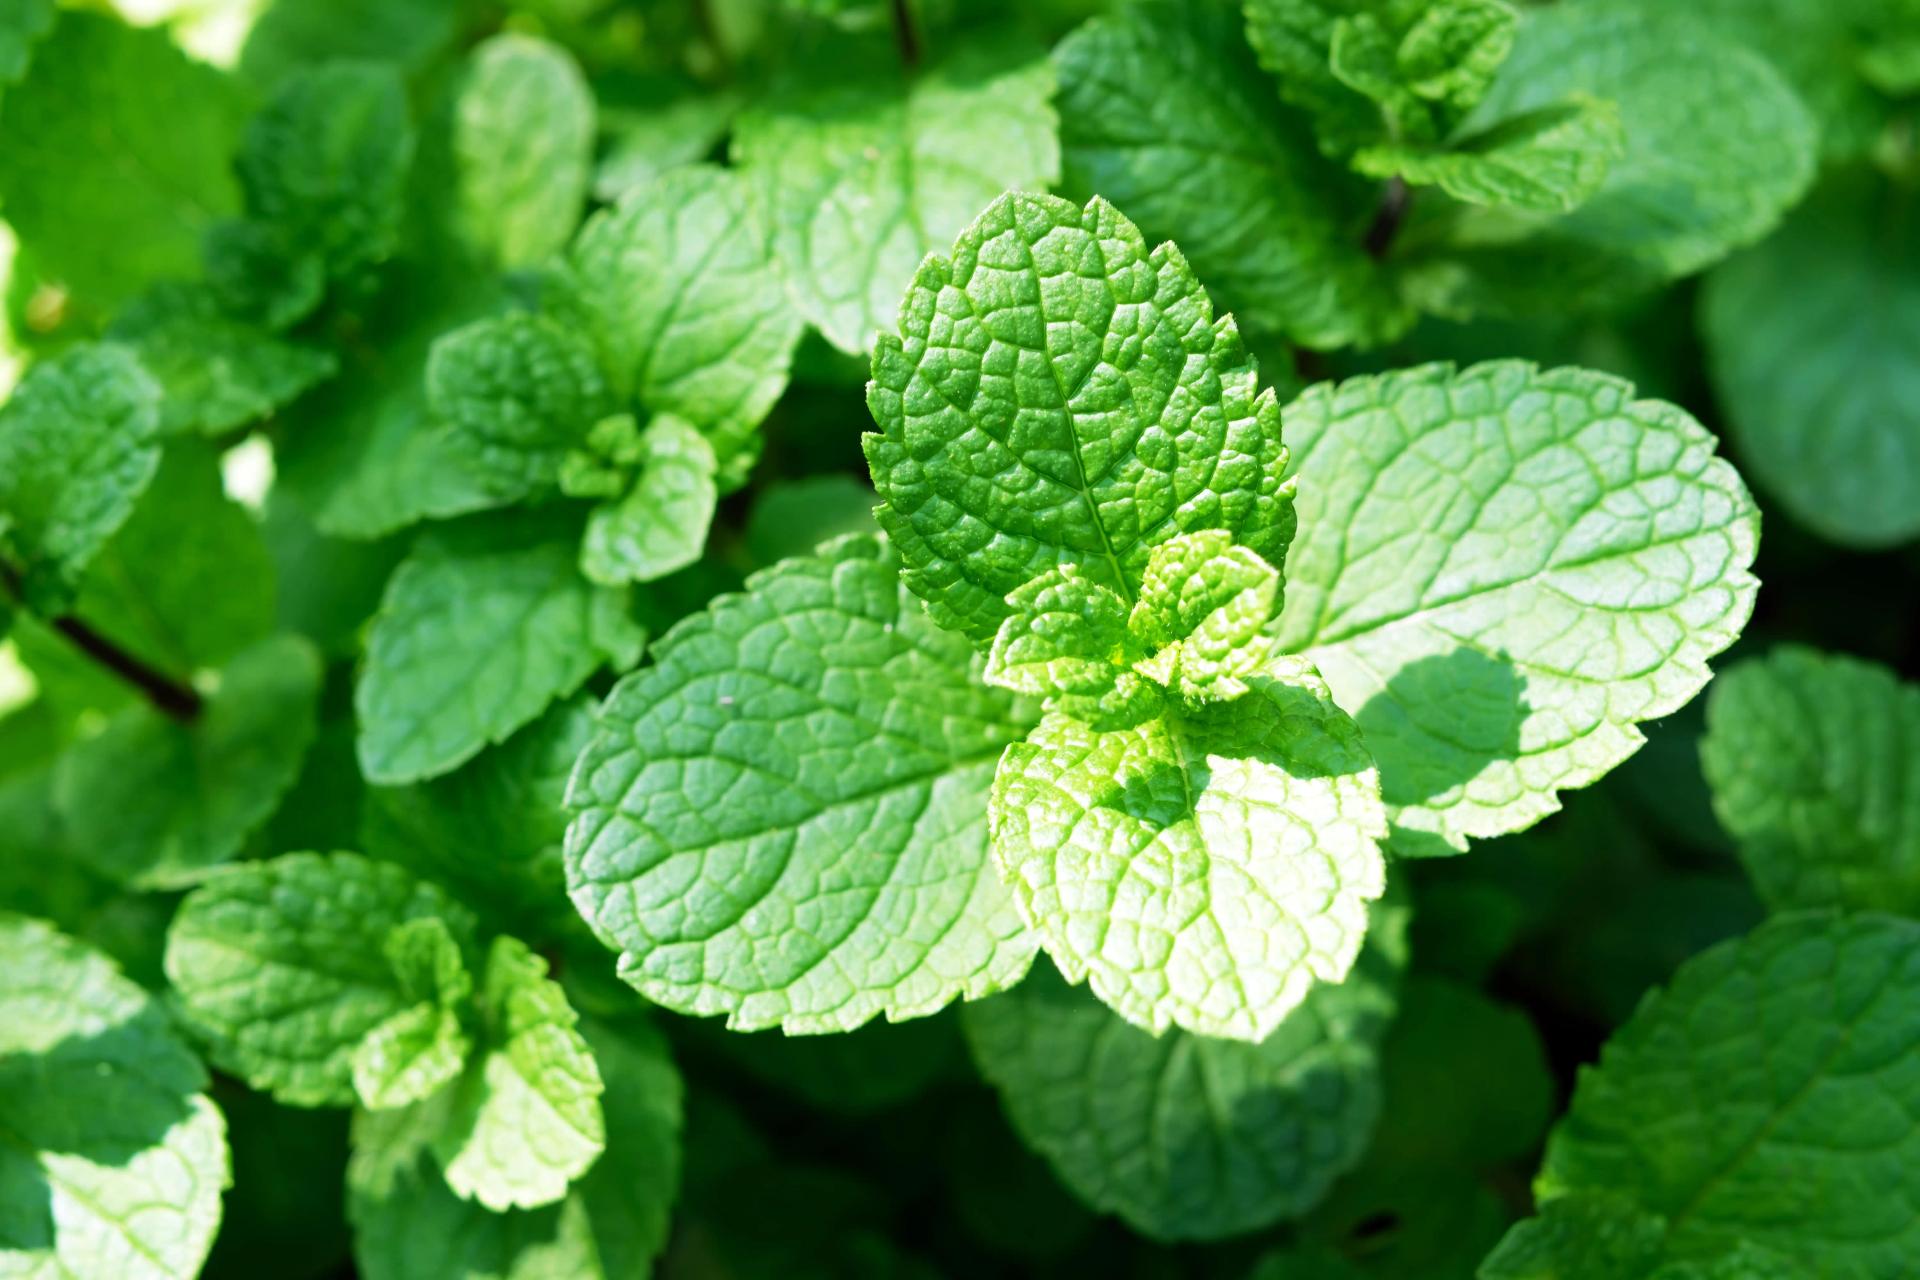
567, 535, 1040, 1032
1355, 94, 1623, 213
734, 38, 1060, 354
579, 416, 719, 586
1053, 2, 1403, 350
0, 344, 161, 612
348, 1014, 680, 1280
55, 635, 321, 887
1416, 2, 1816, 310
350, 918, 474, 1111
0, 12, 244, 312
1536, 912, 1920, 1279
448, 34, 593, 269
1277, 362, 1758, 854
991, 656, 1386, 1039
165, 852, 478, 1107
106, 284, 336, 436
426, 312, 613, 506
865, 191, 1294, 644
1128, 530, 1283, 702
557, 165, 801, 486
363, 695, 593, 938
1702, 648, 1920, 915
985, 566, 1132, 699
964, 905, 1406, 1241
1702, 173, 1920, 549
356, 513, 645, 785
0, 915, 228, 1280
235, 60, 414, 290
431, 939, 605, 1211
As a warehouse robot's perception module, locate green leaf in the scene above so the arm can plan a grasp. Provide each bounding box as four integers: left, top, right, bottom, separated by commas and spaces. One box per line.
1701, 647, 1920, 915
233, 60, 415, 293
864, 191, 1295, 645
963, 902, 1406, 1241
0, 914, 228, 1280
733, 36, 1060, 354
54, 634, 321, 887
1533, 912, 1920, 1277
1479, 1193, 1668, 1280
566, 534, 1041, 1032
991, 654, 1386, 1039
347, 1014, 681, 1280
444, 34, 594, 269
355, 511, 646, 785
1410, 3, 1817, 313
351, 919, 474, 1112
165, 851, 480, 1107
428, 938, 605, 1211
426, 311, 614, 506
0, 343, 161, 612
1701, 172, 1920, 549
1128, 529, 1282, 703
1355, 94, 1624, 213
984, 566, 1133, 699
579, 415, 720, 586
1053, 1, 1406, 350
594, 77, 741, 203
1241, 0, 1399, 157
363, 695, 594, 939
66, 440, 276, 682
1276, 362, 1759, 854
0, 12, 245, 314
1326, 0, 1517, 144
238, 0, 459, 89
556, 165, 802, 487
105, 283, 336, 436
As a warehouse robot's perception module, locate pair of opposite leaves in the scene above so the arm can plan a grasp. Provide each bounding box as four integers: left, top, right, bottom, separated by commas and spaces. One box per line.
565, 189, 1760, 1044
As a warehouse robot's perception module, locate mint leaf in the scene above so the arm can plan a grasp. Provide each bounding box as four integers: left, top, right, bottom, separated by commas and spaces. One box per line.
106, 283, 336, 436
1479, 1193, 1668, 1280
54, 634, 320, 887
363, 695, 593, 939
865, 191, 1294, 645
1276, 362, 1758, 854
425, 311, 613, 506
1241, 0, 1397, 157
579, 415, 719, 586
66, 440, 276, 683
1531, 912, 1920, 1276
232, 60, 414, 297
1702, 173, 1920, 549
1053, 2, 1406, 350
237, 0, 458, 89
355, 512, 645, 785
166, 851, 480, 1107
1128, 529, 1282, 703
1701, 647, 1920, 915
1326, 0, 1516, 144
351, 918, 474, 1111
0, 914, 228, 1280
347, 1014, 681, 1280
963, 904, 1406, 1241
1355, 94, 1624, 213
566, 534, 1041, 1032
991, 654, 1386, 1039
0, 343, 162, 612
445, 34, 594, 269
428, 937, 605, 1211
733, 37, 1060, 354
0, 12, 244, 314
595, 78, 741, 202
984, 566, 1133, 699
1411, 3, 1817, 313
556, 165, 802, 487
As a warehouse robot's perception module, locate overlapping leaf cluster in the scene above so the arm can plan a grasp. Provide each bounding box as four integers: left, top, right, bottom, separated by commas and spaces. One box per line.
0, 0, 1917, 1277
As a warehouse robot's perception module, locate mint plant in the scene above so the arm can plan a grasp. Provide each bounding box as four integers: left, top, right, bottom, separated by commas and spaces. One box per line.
2, 1, 1919, 1277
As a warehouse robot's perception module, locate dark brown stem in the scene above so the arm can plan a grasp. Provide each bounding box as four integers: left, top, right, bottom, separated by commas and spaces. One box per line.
1363, 176, 1411, 260
1, 563, 203, 722
889, 0, 920, 68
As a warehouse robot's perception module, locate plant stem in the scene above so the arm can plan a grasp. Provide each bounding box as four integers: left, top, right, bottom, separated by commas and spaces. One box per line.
1363, 176, 1411, 260
890, 0, 920, 68
0, 563, 203, 722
